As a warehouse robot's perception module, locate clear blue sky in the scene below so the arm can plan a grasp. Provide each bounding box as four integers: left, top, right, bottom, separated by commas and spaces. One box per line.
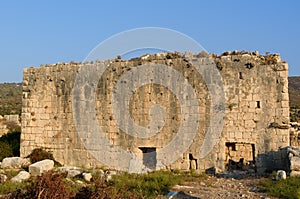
0, 0, 299, 82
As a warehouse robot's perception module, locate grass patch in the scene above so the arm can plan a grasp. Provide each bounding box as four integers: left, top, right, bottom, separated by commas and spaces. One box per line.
109, 170, 206, 198
259, 177, 300, 199
3, 170, 206, 199
0, 181, 28, 195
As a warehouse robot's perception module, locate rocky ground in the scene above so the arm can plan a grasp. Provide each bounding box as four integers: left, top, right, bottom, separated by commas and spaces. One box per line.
0, 158, 278, 199
168, 175, 275, 199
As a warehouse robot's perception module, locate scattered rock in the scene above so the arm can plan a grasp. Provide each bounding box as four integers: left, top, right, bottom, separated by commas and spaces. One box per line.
287, 146, 300, 156
68, 169, 82, 178
217, 170, 248, 179
75, 180, 84, 185
290, 171, 300, 177
0, 174, 8, 182
106, 174, 113, 181
1, 157, 31, 169
57, 166, 83, 178
11, 171, 30, 183
29, 159, 54, 176
108, 170, 117, 176
105, 170, 117, 182
276, 170, 286, 180
98, 169, 105, 176
166, 191, 198, 199
83, 173, 92, 182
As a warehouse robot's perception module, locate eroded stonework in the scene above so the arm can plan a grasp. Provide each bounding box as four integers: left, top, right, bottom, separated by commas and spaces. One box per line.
21, 52, 290, 173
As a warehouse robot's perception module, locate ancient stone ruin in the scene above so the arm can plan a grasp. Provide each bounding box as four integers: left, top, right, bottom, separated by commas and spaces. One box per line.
21, 51, 290, 173
0, 114, 21, 136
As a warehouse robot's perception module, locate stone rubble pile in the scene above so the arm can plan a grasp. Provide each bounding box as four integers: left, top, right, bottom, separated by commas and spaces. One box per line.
290, 122, 300, 147
287, 146, 300, 177
0, 157, 114, 184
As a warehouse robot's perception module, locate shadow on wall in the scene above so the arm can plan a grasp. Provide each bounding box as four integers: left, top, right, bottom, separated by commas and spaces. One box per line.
205, 147, 289, 177
256, 147, 289, 174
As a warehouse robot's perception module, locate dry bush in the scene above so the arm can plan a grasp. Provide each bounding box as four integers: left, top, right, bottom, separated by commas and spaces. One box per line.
12, 171, 76, 199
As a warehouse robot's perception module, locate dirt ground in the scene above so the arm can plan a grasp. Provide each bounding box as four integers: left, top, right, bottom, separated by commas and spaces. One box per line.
168, 175, 276, 199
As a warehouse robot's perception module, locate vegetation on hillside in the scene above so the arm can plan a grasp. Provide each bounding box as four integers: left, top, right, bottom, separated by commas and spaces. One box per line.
289, 77, 300, 122
0, 83, 22, 116
289, 77, 300, 108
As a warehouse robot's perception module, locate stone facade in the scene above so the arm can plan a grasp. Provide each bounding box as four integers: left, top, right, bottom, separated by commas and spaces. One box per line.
0, 114, 21, 136
290, 122, 300, 147
21, 52, 290, 173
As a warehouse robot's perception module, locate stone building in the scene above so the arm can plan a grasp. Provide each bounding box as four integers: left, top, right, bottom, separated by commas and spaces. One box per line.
21, 51, 290, 173
0, 114, 21, 136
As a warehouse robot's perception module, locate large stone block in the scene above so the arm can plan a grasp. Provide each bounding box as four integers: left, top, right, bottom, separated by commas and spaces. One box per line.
29, 159, 54, 176
276, 170, 286, 180
290, 156, 300, 171
11, 171, 30, 183
1, 157, 30, 169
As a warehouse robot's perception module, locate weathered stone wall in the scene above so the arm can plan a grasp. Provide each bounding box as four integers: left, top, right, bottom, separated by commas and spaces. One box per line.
0, 114, 21, 136
290, 122, 300, 148
21, 52, 290, 173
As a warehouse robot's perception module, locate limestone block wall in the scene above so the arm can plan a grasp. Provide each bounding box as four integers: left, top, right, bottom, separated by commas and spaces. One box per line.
0, 114, 21, 136
290, 122, 300, 147
21, 52, 289, 173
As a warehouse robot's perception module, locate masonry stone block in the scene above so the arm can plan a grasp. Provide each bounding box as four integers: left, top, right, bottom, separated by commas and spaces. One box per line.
11, 171, 30, 183
29, 159, 54, 176
1, 157, 30, 169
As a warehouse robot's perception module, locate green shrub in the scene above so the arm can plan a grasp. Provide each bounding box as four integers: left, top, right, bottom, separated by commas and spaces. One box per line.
0, 181, 28, 196
5, 170, 206, 199
108, 170, 206, 198
0, 141, 13, 161
259, 177, 300, 199
0, 131, 20, 156
26, 148, 61, 166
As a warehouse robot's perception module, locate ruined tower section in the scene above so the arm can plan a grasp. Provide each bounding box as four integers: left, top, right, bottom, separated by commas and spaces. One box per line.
21, 52, 289, 173
218, 52, 290, 172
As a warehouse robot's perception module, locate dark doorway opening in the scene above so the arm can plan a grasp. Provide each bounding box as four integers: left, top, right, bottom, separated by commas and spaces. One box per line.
225, 142, 256, 171
189, 153, 198, 170
139, 147, 157, 170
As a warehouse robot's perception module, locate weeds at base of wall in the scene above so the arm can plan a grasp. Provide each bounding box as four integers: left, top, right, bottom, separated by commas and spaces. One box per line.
258, 173, 300, 199
2, 170, 207, 199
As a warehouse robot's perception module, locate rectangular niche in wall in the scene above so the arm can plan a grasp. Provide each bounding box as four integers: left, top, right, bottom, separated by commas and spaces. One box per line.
138, 147, 157, 169
225, 142, 255, 171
